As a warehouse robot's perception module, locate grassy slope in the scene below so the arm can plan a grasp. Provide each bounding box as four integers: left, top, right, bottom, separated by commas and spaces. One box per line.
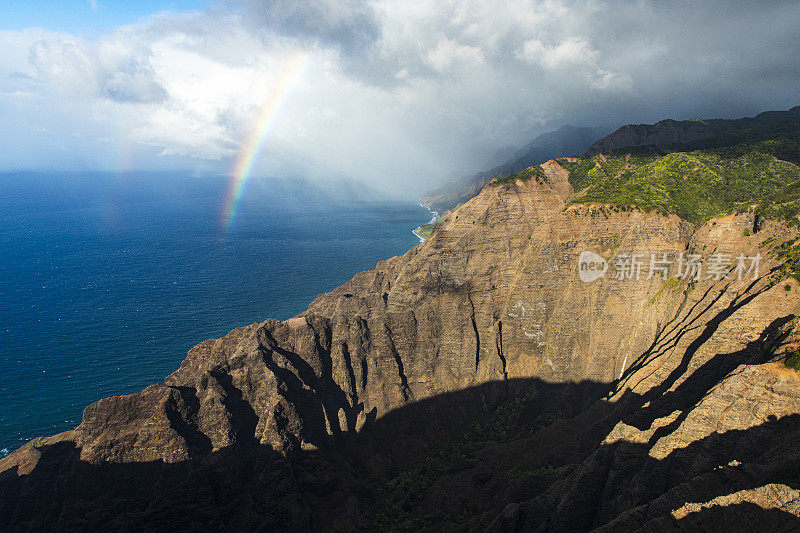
558, 108, 800, 226
416, 219, 446, 238
561, 141, 800, 225
489, 164, 548, 186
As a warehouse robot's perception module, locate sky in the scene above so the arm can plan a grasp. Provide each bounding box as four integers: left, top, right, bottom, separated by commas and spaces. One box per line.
0, 0, 799, 197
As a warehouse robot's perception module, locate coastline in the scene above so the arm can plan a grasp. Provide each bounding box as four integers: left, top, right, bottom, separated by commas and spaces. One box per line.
414, 203, 439, 242
0, 184, 432, 458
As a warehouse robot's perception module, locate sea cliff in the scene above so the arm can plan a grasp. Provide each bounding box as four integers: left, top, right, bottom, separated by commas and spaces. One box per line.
2, 109, 800, 531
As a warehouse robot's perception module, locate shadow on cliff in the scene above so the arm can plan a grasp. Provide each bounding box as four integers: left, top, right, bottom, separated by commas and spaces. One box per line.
0, 376, 610, 532
5, 376, 800, 532
0, 435, 354, 532
502, 412, 800, 531
482, 306, 800, 531
1, 302, 798, 531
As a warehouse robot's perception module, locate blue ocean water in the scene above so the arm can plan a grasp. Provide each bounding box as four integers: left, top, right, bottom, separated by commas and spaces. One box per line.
0, 172, 430, 456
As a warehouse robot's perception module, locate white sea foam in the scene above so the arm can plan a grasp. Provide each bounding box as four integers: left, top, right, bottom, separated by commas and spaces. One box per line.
417, 203, 439, 223
414, 204, 440, 242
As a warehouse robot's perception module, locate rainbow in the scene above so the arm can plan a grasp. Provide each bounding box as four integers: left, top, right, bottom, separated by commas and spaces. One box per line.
221, 53, 310, 230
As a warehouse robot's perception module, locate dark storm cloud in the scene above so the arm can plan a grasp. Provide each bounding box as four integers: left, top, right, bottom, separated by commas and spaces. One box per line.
0, 1, 798, 193
242, 0, 381, 53
234, 0, 403, 83
234, 0, 800, 137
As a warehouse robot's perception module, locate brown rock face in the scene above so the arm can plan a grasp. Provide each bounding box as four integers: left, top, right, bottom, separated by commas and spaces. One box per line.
1, 161, 799, 531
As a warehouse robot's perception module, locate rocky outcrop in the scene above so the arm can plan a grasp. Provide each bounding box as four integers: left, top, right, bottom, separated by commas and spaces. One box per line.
1, 157, 799, 531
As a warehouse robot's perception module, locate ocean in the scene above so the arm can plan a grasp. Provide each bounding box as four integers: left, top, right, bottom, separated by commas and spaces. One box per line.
0, 172, 430, 456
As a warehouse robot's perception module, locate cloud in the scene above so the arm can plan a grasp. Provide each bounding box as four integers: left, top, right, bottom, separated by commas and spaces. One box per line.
27, 36, 168, 104
427, 38, 484, 71
0, 0, 798, 195
240, 0, 380, 53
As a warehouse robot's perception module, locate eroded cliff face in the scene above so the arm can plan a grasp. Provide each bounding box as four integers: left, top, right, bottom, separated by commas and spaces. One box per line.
1, 160, 799, 531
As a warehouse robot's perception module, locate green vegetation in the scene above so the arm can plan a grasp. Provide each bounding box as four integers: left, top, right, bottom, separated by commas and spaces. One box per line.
647, 277, 683, 305
771, 238, 800, 282
563, 144, 800, 225
416, 218, 447, 238
784, 351, 800, 371
608, 233, 620, 255
490, 165, 548, 186
374, 395, 564, 531
648, 289, 663, 305
25, 438, 45, 450
556, 108, 800, 226
780, 316, 800, 371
